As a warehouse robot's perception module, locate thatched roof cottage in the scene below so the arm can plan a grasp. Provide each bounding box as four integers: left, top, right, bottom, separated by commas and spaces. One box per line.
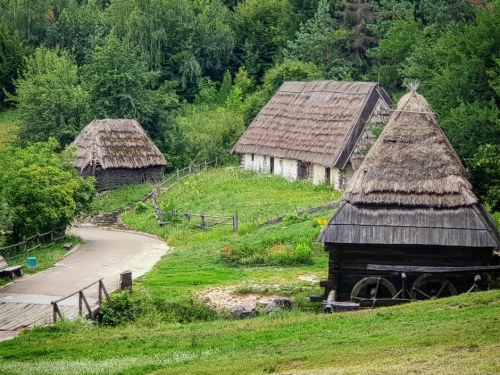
71, 119, 167, 191
231, 81, 392, 190
316, 88, 500, 303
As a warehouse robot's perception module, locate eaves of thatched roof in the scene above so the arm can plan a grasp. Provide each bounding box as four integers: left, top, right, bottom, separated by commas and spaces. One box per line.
71, 119, 167, 171
318, 89, 500, 248
231, 80, 392, 169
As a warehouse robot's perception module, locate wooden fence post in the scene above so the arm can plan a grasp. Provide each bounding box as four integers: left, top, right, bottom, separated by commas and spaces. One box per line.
176, 168, 180, 180
201, 213, 206, 228
98, 280, 102, 307
215, 157, 218, 167
79, 291, 83, 317
22, 236, 26, 253
185, 211, 190, 222
233, 214, 238, 232
204, 160, 208, 171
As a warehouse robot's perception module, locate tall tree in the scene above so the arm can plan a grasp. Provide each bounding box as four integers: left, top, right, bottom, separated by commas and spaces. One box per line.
0, 20, 27, 107
286, 0, 351, 79
231, 0, 297, 80
106, 0, 234, 94
14, 47, 89, 145
0, 139, 95, 242
45, 0, 107, 66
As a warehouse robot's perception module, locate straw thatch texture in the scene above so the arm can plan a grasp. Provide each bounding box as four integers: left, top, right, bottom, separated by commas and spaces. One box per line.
72, 119, 167, 172
318, 90, 500, 249
345, 91, 476, 208
231, 81, 392, 168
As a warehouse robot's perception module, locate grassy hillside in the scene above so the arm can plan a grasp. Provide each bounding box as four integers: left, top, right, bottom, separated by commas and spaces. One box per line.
121, 167, 339, 301
2, 168, 498, 374
90, 183, 155, 214
0, 291, 499, 374
0, 110, 19, 148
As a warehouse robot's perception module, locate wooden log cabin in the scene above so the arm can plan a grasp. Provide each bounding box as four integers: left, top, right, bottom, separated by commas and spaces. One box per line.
71, 119, 167, 192
316, 86, 500, 306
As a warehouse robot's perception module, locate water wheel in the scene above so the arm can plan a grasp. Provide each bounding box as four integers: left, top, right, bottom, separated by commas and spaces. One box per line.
410, 274, 457, 300
351, 277, 397, 301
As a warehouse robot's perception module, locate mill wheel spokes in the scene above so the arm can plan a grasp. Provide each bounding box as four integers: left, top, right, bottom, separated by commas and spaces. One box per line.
410, 274, 457, 300
351, 277, 397, 301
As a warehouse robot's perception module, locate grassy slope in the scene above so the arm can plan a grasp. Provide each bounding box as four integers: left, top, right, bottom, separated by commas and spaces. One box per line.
0, 291, 498, 374
0, 109, 19, 148
90, 183, 155, 213
122, 167, 338, 300
1, 168, 499, 374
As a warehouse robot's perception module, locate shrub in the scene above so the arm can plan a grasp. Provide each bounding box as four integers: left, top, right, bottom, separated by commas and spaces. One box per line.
100, 291, 140, 326
154, 297, 219, 324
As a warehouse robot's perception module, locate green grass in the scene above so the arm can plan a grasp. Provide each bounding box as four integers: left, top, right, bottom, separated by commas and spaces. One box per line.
0, 235, 82, 287
0, 109, 19, 148
2, 168, 498, 374
0, 291, 498, 374
157, 167, 339, 223
91, 183, 155, 213
120, 167, 337, 301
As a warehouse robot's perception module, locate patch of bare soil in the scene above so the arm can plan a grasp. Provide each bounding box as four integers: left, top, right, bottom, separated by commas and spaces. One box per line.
198, 287, 282, 311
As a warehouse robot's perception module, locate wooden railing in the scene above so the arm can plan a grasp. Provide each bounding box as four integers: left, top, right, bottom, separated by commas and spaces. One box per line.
0, 227, 66, 258
51, 278, 111, 323
155, 209, 238, 232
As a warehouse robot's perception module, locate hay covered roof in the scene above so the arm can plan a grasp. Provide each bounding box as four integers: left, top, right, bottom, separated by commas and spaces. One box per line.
231, 80, 392, 168
71, 119, 167, 171
344, 89, 476, 208
318, 88, 500, 248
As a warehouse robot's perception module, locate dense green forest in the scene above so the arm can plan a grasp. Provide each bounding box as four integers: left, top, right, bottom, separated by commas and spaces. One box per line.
0, 0, 499, 243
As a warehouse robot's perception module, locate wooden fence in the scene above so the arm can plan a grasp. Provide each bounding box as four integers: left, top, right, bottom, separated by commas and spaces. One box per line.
258, 201, 339, 226
51, 278, 111, 323
0, 227, 67, 258
155, 208, 238, 232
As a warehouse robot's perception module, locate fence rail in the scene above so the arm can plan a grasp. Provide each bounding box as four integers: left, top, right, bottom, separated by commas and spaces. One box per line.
156, 209, 238, 232
51, 278, 111, 323
0, 227, 67, 258
259, 201, 339, 226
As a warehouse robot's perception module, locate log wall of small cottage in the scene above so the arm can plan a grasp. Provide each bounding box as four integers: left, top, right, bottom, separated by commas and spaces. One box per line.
82, 165, 164, 191
322, 244, 493, 301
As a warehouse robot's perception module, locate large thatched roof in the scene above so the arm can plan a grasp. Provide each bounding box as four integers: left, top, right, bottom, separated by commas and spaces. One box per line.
318, 89, 500, 248
71, 119, 167, 171
231, 81, 392, 169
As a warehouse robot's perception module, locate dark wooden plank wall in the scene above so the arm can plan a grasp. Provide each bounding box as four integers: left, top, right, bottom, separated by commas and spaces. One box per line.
324, 244, 493, 301
82, 166, 165, 191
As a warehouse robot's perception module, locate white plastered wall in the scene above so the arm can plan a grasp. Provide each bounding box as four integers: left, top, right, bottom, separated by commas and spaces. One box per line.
243, 153, 266, 172
312, 164, 326, 185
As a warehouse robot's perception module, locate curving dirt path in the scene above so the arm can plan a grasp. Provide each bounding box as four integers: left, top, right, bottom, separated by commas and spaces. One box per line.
0, 226, 168, 338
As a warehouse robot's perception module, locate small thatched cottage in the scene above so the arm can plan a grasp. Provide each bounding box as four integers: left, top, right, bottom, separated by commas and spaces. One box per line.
317, 87, 500, 303
72, 119, 167, 191
231, 81, 392, 190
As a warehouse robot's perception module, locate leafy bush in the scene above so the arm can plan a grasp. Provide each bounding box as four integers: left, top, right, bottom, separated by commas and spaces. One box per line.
100, 291, 140, 326
100, 290, 219, 326
153, 297, 219, 324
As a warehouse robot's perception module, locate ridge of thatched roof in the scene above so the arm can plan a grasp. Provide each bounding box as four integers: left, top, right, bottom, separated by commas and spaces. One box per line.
71, 119, 167, 171
344, 90, 476, 208
231, 80, 392, 168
